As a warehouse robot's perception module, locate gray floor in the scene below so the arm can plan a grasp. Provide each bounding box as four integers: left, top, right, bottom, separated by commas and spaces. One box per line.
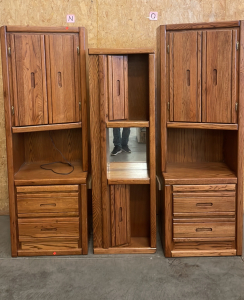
0, 216, 244, 300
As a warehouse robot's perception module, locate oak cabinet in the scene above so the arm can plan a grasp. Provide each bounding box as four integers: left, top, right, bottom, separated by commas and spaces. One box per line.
157, 21, 243, 258
89, 49, 156, 254
1, 26, 89, 257
168, 28, 238, 124
9, 32, 80, 126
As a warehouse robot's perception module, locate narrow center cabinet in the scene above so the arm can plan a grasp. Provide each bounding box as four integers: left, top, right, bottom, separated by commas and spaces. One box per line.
157, 21, 244, 257
89, 49, 156, 253
1, 26, 89, 256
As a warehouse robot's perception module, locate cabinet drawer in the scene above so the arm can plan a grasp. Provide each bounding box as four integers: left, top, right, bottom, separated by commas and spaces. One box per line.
173, 221, 235, 241
173, 184, 236, 193
173, 195, 235, 215
16, 185, 79, 217
18, 218, 79, 241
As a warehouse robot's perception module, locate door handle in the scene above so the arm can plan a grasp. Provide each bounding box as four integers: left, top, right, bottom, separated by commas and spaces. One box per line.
31, 72, 35, 88
58, 72, 62, 87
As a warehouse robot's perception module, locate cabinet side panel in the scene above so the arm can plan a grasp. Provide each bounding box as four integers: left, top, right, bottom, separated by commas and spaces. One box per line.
237, 21, 244, 255
89, 55, 103, 248
0, 26, 18, 256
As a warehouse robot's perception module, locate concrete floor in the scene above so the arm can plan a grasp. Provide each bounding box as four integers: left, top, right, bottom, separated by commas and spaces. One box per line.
0, 216, 244, 300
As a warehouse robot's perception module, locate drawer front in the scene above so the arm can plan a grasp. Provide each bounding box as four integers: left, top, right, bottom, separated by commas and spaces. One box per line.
20, 240, 79, 251
173, 195, 235, 215
173, 222, 235, 241
18, 218, 79, 241
17, 185, 79, 217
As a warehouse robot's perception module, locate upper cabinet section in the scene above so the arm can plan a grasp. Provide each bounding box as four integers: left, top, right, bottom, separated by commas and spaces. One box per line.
10, 34, 47, 126
167, 28, 239, 124
5, 27, 85, 128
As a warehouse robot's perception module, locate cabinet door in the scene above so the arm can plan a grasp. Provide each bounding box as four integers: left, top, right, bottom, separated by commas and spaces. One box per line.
46, 34, 80, 124
168, 31, 201, 122
110, 185, 130, 246
108, 56, 128, 120
202, 30, 238, 123
10, 34, 48, 126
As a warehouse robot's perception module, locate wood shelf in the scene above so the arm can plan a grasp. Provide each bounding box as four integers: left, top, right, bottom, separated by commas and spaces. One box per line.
107, 121, 149, 128
167, 122, 238, 130
94, 237, 155, 254
107, 162, 150, 184
89, 48, 155, 55
12, 122, 82, 133
14, 161, 87, 185
163, 162, 237, 185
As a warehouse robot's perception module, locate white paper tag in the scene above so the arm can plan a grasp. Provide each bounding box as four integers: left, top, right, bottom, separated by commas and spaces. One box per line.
67, 15, 75, 23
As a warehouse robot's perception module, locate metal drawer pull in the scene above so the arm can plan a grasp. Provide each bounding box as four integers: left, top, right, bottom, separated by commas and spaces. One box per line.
41, 228, 57, 231
40, 203, 56, 207
196, 228, 212, 232
196, 203, 213, 207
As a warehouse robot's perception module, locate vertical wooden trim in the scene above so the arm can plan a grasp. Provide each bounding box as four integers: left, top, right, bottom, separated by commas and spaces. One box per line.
81, 184, 88, 254
89, 55, 103, 248
79, 27, 89, 172
73, 34, 80, 122
236, 21, 244, 255
45, 35, 53, 124
123, 55, 128, 119
232, 30, 238, 124
107, 55, 113, 120
159, 26, 167, 172
99, 55, 110, 249
169, 33, 174, 121
149, 54, 156, 248
126, 185, 131, 245
110, 185, 115, 247
40, 35, 48, 124
9, 34, 19, 126
0, 26, 18, 256
164, 185, 173, 257
197, 31, 202, 122
202, 31, 207, 122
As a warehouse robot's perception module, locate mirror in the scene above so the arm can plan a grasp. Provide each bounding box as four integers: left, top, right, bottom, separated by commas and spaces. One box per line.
108, 127, 147, 163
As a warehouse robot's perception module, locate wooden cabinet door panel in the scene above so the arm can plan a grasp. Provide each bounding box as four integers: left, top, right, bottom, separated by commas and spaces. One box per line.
169, 31, 201, 122
46, 34, 80, 124
202, 30, 238, 123
110, 185, 130, 246
108, 56, 128, 120
11, 34, 48, 126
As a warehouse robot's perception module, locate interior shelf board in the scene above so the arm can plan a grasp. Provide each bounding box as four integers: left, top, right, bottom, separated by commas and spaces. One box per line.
94, 237, 155, 254
89, 48, 155, 55
14, 161, 87, 185
167, 122, 238, 130
163, 162, 237, 185
106, 121, 149, 128
107, 162, 150, 184
12, 122, 82, 133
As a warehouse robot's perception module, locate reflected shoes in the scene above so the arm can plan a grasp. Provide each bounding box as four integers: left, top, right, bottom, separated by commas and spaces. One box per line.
111, 145, 122, 156
122, 145, 131, 153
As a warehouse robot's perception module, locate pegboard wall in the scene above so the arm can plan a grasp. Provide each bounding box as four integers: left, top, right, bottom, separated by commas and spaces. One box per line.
0, 0, 244, 214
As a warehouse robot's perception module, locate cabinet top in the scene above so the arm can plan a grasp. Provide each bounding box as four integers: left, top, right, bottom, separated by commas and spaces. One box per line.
3, 25, 85, 33
89, 48, 155, 55
159, 20, 240, 31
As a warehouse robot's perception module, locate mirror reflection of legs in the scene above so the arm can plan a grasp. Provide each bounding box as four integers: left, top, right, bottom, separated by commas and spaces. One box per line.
109, 128, 146, 162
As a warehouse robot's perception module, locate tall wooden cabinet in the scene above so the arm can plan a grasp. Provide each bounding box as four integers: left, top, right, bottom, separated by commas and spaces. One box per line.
157, 21, 244, 257
1, 26, 89, 256
89, 49, 156, 254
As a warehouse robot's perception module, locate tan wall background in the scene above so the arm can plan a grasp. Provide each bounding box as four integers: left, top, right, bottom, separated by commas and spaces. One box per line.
0, 0, 244, 214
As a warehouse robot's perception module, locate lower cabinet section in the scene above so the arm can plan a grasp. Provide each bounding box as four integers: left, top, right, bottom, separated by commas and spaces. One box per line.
16, 184, 88, 256
162, 184, 237, 257
94, 184, 156, 254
